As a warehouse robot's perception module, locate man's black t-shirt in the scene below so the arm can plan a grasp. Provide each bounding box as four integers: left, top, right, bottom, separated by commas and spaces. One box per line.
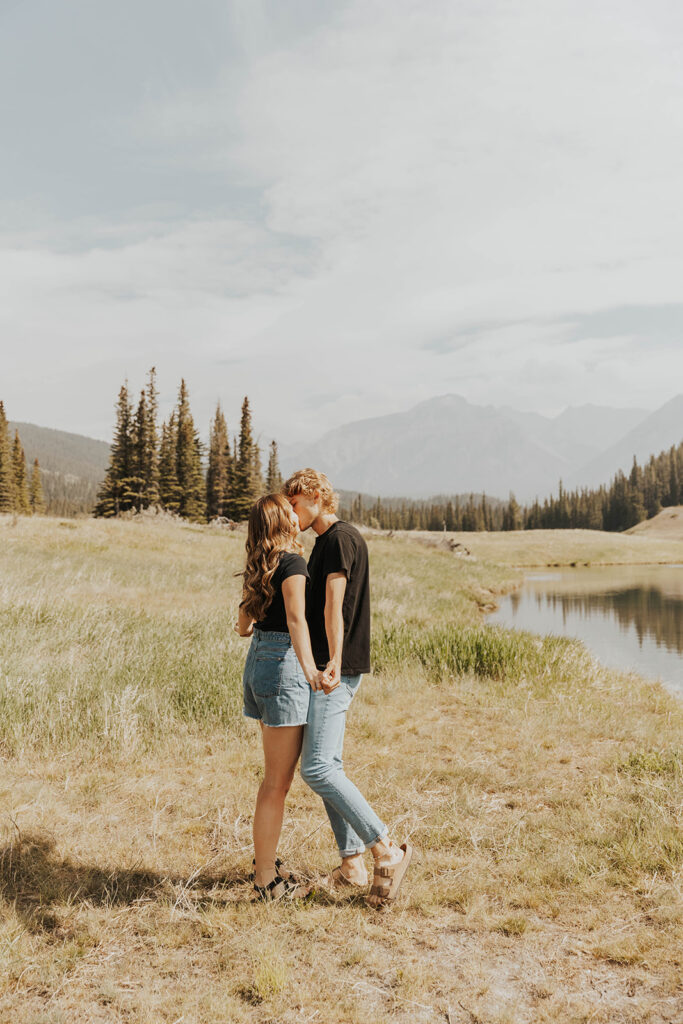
254, 552, 309, 633
306, 521, 371, 674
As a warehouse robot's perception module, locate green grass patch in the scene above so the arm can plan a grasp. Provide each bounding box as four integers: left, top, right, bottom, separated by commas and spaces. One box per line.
618, 749, 683, 778
371, 620, 588, 692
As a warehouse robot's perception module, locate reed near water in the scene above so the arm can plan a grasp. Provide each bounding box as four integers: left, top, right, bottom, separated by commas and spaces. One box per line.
0, 515, 681, 1023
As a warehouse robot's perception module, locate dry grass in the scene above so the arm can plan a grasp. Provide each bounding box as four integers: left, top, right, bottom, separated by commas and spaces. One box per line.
0, 514, 681, 1023
627, 506, 683, 540
403, 526, 683, 567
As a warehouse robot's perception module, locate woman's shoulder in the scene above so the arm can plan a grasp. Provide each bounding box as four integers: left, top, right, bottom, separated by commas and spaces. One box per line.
277, 551, 309, 578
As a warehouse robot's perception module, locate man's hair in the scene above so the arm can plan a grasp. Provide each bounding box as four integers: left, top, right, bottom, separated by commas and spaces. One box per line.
283, 468, 339, 514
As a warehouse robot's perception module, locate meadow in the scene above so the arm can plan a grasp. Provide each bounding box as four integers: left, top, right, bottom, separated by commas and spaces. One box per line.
0, 515, 681, 1023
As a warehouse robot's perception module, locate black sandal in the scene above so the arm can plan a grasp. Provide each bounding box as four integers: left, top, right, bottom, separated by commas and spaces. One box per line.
253, 874, 311, 902
249, 857, 305, 883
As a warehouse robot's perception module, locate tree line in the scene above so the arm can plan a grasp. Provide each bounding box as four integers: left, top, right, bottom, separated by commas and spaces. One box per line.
0, 402, 46, 515
342, 440, 683, 533
522, 441, 683, 532
339, 492, 507, 531
95, 369, 282, 521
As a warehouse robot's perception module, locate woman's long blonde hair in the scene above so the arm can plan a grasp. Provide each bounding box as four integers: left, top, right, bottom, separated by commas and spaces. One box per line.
241, 493, 303, 622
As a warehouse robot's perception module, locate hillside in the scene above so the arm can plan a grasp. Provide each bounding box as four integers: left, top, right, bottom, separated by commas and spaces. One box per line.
9, 421, 110, 481
626, 505, 683, 540
282, 394, 652, 501
9, 421, 110, 515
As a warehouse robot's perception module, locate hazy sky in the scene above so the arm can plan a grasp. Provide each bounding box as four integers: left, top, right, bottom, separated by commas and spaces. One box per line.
1, 0, 682, 444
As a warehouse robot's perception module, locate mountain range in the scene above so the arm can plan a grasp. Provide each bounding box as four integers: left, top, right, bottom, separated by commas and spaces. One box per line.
9, 393, 682, 507
281, 394, 683, 502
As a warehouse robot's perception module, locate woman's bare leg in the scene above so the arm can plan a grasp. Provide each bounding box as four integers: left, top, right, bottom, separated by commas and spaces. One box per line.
253, 723, 304, 888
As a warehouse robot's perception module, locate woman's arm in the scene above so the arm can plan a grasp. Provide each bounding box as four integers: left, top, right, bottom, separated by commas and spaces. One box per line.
281, 576, 322, 690
235, 602, 255, 637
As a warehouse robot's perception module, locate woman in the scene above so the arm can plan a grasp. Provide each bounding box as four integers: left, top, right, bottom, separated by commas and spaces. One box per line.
235, 493, 321, 901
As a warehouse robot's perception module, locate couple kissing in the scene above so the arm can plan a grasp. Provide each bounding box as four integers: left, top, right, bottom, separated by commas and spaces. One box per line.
235, 468, 412, 907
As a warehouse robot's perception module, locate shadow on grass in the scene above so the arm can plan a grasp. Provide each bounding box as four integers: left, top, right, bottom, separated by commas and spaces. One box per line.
0, 831, 249, 932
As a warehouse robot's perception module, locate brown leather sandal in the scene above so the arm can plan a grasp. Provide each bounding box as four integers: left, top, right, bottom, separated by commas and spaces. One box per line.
321, 865, 368, 892
366, 843, 413, 908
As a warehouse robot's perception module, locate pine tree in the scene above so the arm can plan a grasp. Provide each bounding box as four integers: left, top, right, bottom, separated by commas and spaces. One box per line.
158, 415, 181, 512
266, 440, 283, 493
144, 367, 160, 506
207, 403, 230, 518
129, 389, 148, 510
12, 431, 30, 514
175, 379, 205, 521
502, 493, 522, 531
0, 402, 16, 513
95, 383, 135, 516
30, 458, 46, 514
667, 445, 680, 507
252, 441, 264, 498
129, 367, 160, 510
231, 397, 261, 520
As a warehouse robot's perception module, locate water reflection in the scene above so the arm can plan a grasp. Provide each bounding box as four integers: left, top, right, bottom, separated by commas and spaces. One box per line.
490, 565, 683, 694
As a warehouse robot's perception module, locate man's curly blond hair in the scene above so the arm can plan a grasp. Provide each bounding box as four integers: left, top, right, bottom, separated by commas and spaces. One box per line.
282, 468, 339, 514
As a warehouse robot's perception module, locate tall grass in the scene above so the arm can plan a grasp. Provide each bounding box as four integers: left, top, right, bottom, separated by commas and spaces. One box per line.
372, 620, 591, 692
0, 600, 244, 753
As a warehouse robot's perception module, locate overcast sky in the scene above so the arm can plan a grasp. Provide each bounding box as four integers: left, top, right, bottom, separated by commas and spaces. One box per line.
1, 0, 682, 444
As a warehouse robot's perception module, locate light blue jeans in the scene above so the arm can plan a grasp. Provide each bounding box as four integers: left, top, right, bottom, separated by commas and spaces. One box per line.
300, 674, 388, 858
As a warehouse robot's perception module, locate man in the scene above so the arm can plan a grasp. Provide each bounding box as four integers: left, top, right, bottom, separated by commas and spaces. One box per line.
283, 468, 412, 908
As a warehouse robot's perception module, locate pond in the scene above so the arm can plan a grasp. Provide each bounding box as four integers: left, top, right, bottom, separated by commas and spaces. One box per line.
487, 564, 683, 697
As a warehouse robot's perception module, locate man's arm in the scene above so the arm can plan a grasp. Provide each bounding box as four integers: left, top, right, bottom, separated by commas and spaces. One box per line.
322, 571, 347, 691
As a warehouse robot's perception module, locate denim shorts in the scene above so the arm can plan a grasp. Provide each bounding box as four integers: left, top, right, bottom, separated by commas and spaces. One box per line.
242, 629, 311, 727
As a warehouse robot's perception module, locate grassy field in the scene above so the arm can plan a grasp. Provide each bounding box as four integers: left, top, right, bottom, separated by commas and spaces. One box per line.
406, 525, 683, 566
0, 515, 681, 1023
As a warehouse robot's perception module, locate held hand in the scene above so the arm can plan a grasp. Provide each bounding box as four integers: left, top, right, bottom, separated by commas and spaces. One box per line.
321, 660, 341, 694
308, 669, 325, 692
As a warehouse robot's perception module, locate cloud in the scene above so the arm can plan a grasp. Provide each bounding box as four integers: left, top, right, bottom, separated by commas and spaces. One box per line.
1, 0, 683, 441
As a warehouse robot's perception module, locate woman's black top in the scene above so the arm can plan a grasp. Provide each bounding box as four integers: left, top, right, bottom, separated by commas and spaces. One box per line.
254, 552, 309, 633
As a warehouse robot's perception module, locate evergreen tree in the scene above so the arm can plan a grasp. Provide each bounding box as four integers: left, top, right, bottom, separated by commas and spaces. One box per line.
130, 367, 160, 509
230, 397, 262, 520
175, 380, 205, 521
158, 415, 181, 512
207, 403, 231, 518
128, 389, 148, 510
266, 440, 283, 493
30, 458, 45, 514
12, 431, 30, 514
144, 367, 160, 505
667, 445, 680, 507
502, 492, 522, 531
95, 382, 135, 516
0, 402, 14, 513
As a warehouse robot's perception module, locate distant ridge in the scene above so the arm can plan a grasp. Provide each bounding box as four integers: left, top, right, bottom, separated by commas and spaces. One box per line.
567, 394, 683, 490
9, 421, 110, 515
282, 394, 653, 502
9, 421, 110, 482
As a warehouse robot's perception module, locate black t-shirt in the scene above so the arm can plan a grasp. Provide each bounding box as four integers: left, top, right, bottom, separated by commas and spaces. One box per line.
306, 521, 371, 674
254, 552, 309, 633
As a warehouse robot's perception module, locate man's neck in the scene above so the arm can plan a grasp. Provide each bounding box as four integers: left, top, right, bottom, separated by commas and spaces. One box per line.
312, 513, 339, 536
